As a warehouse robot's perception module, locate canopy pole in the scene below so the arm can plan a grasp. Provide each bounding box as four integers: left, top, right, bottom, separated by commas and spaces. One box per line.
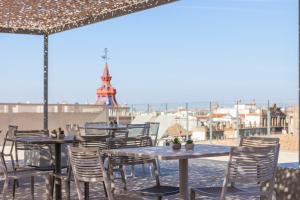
43, 34, 48, 130
298, 0, 300, 165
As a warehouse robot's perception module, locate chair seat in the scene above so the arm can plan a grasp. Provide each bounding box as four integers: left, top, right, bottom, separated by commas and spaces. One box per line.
5, 168, 50, 179
192, 186, 266, 197
135, 185, 179, 197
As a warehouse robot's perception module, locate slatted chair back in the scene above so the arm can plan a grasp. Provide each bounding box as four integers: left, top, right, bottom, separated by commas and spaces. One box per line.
76, 135, 110, 151
127, 123, 150, 137
84, 122, 108, 136
68, 146, 113, 200
107, 137, 154, 167
14, 129, 51, 168
111, 130, 128, 139
1, 125, 18, 170
147, 122, 160, 146
240, 136, 279, 148
221, 146, 280, 199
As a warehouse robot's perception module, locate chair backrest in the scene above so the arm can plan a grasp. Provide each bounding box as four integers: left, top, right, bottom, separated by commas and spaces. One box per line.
68, 146, 113, 200
221, 145, 280, 198
111, 130, 128, 139
127, 123, 150, 137
1, 125, 18, 170
14, 129, 50, 168
240, 136, 279, 148
68, 146, 104, 183
76, 135, 110, 151
84, 122, 108, 135
147, 122, 160, 146
107, 137, 143, 149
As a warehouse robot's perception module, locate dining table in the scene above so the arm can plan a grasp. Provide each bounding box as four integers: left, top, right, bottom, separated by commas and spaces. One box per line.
104, 144, 231, 200
7, 135, 75, 200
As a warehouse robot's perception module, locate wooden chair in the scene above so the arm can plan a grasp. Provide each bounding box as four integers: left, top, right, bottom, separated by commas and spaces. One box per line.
240, 136, 279, 148
126, 123, 150, 137
107, 137, 179, 199
147, 122, 160, 146
0, 151, 52, 200
14, 129, 54, 171
190, 145, 280, 200
68, 146, 142, 200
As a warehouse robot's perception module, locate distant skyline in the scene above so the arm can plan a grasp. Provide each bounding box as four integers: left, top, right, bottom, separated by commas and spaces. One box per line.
0, 0, 297, 105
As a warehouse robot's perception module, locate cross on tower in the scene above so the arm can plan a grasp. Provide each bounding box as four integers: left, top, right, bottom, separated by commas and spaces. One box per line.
101, 48, 109, 64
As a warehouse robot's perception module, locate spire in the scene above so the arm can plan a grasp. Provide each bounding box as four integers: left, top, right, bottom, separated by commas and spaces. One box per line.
96, 48, 118, 107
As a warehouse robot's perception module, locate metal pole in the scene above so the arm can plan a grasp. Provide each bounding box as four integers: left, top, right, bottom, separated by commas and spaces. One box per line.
131, 104, 134, 122
147, 104, 150, 114
209, 102, 213, 143
186, 103, 189, 140
267, 100, 271, 136
43, 34, 48, 130
236, 101, 240, 141
298, 0, 300, 165
165, 103, 168, 114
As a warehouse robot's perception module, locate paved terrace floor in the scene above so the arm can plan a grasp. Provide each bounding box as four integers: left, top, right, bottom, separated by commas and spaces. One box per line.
0, 155, 292, 200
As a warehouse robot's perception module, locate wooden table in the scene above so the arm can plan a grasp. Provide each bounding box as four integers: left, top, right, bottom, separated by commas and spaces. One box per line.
104, 144, 231, 200
7, 136, 75, 200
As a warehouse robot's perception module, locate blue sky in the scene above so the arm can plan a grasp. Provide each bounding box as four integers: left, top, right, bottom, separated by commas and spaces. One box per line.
0, 0, 297, 105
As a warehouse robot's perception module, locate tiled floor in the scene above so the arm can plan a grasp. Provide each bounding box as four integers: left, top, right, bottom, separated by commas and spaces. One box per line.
0, 159, 263, 200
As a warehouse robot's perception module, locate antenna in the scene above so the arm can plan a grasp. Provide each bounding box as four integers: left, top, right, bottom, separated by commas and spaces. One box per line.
101, 48, 109, 64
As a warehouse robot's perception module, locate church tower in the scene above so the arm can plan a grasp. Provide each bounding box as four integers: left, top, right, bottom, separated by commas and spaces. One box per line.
96, 48, 118, 106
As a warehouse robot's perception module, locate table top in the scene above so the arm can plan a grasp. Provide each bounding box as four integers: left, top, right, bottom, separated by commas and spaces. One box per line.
103, 144, 231, 160
7, 135, 75, 144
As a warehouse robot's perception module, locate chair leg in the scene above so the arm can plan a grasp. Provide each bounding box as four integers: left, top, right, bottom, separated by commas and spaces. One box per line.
45, 175, 53, 200
2, 179, 9, 200
13, 179, 16, 198
119, 165, 127, 191
102, 181, 108, 198
65, 180, 71, 200
31, 176, 35, 200
190, 189, 195, 200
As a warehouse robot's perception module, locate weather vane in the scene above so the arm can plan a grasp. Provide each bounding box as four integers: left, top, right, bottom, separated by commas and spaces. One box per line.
101, 48, 109, 64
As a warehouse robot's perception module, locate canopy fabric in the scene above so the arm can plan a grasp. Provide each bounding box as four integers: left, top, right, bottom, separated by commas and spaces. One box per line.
0, 0, 176, 35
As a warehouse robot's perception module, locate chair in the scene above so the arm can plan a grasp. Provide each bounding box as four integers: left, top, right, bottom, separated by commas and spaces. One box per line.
190, 145, 280, 200
127, 123, 150, 137
147, 122, 160, 146
1, 125, 18, 170
240, 136, 279, 148
14, 129, 54, 171
49, 134, 111, 200
68, 146, 142, 200
0, 151, 52, 199
85, 122, 108, 136
107, 137, 179, 199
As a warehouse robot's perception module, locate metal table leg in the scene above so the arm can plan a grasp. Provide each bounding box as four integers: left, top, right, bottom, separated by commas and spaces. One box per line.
84, 182, 89, 200
55, 143, 62, 200
179, 159, 189, 200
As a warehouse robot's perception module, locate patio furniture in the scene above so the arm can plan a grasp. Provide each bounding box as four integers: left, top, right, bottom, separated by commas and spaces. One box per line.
14, 129, 54, 170
85, 122, 108, 135
1, 125, 18, 170
240, 136, 280, 148
127, 123, 150, 137
0, 151, 52, 199
104, 144, 230, 199
6, 135, 75, 200
147, 122, 160, 146
68, 146, 142, 200
190, 145, 280, 200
